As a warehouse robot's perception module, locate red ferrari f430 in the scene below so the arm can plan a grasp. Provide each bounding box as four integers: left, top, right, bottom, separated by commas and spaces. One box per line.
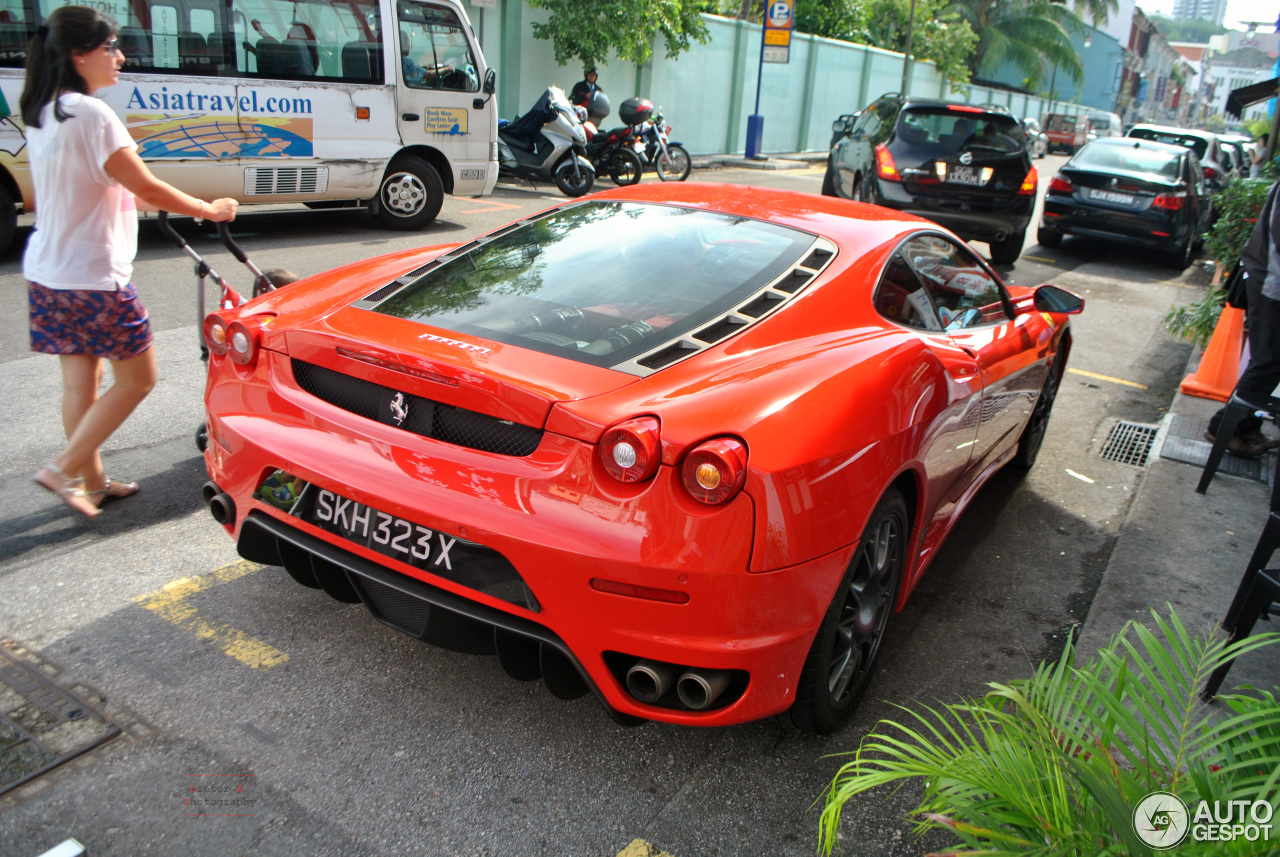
200, 183, 1082, 732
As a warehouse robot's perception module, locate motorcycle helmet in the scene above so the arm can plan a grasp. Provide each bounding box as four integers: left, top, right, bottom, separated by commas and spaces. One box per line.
588, 91, 611, 121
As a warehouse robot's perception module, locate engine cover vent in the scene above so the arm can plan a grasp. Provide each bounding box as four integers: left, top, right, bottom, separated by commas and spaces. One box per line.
244, 167, 329, 196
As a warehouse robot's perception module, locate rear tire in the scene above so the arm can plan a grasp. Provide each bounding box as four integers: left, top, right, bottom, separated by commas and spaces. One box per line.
1037, 227, 1063, 248
1166, 235, 1194, 270
373, 155, 443, 230
0, 183, 16, 258
786, 488, 907, 733
989, 229, 1025, 264
607, 148, 643, 186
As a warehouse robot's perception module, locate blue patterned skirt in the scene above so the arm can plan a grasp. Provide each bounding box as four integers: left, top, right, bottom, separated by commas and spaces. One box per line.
29, 281, 154, 360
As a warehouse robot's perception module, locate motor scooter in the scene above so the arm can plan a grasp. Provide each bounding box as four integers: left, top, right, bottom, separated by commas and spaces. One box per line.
498, 86, 595, 197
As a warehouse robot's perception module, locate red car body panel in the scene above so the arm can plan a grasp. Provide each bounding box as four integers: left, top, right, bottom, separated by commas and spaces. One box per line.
201, 183, 1076, 726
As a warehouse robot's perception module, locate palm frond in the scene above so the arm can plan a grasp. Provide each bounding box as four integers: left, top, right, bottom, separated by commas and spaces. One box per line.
818, 608, 1280, 856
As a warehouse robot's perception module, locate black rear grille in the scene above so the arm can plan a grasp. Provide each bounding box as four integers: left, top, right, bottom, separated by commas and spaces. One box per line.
638, 341, 699, 370
292, 360, 543, 456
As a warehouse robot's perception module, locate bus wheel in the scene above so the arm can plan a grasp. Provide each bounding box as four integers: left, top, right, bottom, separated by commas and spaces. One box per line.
0, 184, 16, 257
374, 156, 443, 230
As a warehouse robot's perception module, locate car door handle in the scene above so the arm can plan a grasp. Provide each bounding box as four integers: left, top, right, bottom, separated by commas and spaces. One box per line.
402, 113, 419, 121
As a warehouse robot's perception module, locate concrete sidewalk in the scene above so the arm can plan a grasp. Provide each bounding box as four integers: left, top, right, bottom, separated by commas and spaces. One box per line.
1076, 370, 1280, 693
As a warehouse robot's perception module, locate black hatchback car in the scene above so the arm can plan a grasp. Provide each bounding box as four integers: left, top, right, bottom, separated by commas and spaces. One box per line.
823, 95, 1037, 263
1038, 137, 1213, 269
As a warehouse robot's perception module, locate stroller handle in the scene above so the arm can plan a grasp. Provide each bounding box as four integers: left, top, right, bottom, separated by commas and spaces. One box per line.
156, 210, 187, 250
217, 221, 251, 264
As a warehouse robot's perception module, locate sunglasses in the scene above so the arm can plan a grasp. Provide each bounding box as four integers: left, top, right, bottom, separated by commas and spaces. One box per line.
101, 37, 119, 53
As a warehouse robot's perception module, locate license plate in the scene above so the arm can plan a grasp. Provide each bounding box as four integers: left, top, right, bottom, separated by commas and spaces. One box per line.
947, 165, 982, 185
307, 487, 463, 574
1086, 188, 1135, 205
458, 168, 486, 181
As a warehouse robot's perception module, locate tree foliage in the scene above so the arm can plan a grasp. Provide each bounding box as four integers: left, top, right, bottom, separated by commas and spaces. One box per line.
1149, 14, 1230, 43
528, 0, 711, 68
819, 608, 1280, 855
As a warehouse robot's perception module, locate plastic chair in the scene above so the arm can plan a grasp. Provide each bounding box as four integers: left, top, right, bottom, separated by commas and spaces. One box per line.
1202, 562, 1280, 700
1196, 390, 1280, 509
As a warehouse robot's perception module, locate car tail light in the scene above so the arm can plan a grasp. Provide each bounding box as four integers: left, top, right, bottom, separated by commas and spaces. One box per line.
874, 144, 900, 181
226, 319, 262, 366
681, 438, 747, 505
1153, 192, 1187, 210
1204, 166, 1218, 181
600, 417, 661, 483
204, 313, 231, 356
1018, 165, 1038, 195
1048, 175, 1073, 194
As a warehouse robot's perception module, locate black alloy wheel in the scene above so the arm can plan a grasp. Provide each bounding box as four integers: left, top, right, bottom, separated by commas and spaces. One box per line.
554, 157, 595, 197
1166, 233, 1194, 270
1012, 338, 1069, 470
607, 148, 643, 186
787, 488, 907, 733
989, 229, 1026, 265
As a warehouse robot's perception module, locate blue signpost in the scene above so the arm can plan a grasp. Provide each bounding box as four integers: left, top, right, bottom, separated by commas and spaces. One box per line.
745, 0, 793, 159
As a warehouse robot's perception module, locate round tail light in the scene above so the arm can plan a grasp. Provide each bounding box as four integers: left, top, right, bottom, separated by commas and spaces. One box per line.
682, 438, 747, 505
226, 319, 261, 366
204, 313, 230, 356
600, 417, 661, 483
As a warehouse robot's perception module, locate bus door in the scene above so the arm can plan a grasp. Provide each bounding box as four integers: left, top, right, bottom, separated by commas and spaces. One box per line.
392, 0, 492, 189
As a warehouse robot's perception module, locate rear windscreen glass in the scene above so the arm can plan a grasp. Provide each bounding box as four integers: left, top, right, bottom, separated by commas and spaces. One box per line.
896, 109, 1023, 154
1128, 129, 1208, 159
372, 201, 815, 368
1073, 143, 1182, 179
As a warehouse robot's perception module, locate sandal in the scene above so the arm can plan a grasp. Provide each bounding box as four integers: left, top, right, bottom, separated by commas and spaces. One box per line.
83, 478, 140, 508
34, 464, 101, 519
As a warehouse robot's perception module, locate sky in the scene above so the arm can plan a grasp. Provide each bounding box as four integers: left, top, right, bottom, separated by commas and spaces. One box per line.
1138, 0, 1280, 31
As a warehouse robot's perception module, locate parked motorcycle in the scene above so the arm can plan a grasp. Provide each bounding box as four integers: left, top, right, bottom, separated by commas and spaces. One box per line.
1021, 117, 1048, 160
636, 105, 690, 182
585, 123, 643, 186
498, 86, 595, 197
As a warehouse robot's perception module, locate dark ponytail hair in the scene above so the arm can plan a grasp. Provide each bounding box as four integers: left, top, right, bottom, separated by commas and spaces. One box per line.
19, 6, 117, 127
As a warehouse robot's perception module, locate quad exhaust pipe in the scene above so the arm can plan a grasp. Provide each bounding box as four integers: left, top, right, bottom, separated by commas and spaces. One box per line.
625, 660, 732, 711
203, 480, 236, 525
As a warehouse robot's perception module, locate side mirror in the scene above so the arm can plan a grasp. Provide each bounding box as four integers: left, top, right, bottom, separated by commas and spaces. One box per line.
831, 117, 849, 135
1033, 284, 1085, 314
483, 68, 496, 95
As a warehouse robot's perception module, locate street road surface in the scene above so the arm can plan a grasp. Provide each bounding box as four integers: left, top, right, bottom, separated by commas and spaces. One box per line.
0, 157, 1208, 856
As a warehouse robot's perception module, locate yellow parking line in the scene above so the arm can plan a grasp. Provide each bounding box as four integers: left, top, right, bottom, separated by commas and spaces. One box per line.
135, 560, 289, 670
1022, 253, 1056, 263
1068, 368, 1148, 389
616, 840, 676, 857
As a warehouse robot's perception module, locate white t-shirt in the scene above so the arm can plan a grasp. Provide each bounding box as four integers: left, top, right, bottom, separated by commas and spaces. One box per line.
23, 93, 138, 291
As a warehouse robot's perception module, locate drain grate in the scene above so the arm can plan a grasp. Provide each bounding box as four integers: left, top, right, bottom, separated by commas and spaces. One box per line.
1100, 420, 1160, 467
0, 643, 122, 796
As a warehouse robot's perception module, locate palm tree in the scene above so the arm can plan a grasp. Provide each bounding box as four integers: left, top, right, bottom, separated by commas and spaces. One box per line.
949, 0, 1115, 90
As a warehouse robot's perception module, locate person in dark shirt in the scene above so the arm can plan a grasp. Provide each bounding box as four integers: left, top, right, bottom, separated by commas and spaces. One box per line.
570, 66, 601, 108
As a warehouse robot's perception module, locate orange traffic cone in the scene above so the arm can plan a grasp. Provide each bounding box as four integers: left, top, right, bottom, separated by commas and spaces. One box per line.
1181, 304, 1245, 402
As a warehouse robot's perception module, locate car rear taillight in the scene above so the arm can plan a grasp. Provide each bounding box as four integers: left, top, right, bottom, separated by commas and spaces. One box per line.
226, 319, 262, 366
600, 417, 661, 483
204, 313, 231, 356
874, 143, 900, 181
1048, 175, 1073, 194
1152, 192, 1187, 210
1018, 165, 1038, 195
1204, 166, 1218, 181
681, 438, 747, 505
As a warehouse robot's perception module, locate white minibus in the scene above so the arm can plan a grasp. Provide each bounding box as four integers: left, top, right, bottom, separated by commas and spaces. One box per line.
0, 0, 498, 255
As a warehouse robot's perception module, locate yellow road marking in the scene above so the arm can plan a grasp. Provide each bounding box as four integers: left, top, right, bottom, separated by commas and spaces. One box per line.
135, 560, 289, 670
1068, 368, 1148, 390
1022, 253, 1056, 263
459, 197, 524, 214
616, 841, 676, 857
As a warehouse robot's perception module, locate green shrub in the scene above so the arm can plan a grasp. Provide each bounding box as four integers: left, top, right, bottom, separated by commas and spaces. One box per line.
818, 608, 1280, 855
1204, 177, 1272, 273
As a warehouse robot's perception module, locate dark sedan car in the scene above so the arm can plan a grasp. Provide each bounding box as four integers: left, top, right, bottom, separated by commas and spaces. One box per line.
823, 96, 1037, 264
1038, 138, 1213, 269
